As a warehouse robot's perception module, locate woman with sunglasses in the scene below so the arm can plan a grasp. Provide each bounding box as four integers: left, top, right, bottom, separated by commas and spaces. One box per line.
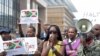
41, 25, 64, 56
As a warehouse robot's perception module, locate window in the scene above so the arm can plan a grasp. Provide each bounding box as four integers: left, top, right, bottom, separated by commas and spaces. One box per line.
0, 0, 20, 32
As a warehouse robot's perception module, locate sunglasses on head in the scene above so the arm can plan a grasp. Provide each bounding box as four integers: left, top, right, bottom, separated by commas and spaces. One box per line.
49, 30, 57, 34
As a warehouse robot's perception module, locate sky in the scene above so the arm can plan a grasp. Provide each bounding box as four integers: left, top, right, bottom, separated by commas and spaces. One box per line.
71, 0, 100, 12
71, 0, 100, 25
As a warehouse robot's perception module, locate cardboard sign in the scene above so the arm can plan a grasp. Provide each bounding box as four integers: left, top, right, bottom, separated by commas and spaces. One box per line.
20, 9, 39, 24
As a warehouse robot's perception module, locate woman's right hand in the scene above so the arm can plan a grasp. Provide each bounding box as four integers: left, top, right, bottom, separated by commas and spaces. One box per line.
48, 34, 56, 47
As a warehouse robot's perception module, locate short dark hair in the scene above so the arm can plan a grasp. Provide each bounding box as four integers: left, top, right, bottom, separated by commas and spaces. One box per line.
29, 26, 36, 32
0, 27, 11, 34
44, 25, 62, 41
67, 26, 77, 33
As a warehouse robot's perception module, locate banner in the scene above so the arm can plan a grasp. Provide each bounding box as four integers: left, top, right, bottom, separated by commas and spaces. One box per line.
4, 37, 38, 55
4, 39, 26, 55
20, 9, 39, 24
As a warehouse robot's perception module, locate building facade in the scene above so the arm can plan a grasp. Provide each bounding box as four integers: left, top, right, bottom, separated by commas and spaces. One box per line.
0, 0, 20, 32
45, 0, 77, 31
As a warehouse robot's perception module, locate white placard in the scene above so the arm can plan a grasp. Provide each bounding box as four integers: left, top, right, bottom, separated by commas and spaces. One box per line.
3, 37, 38, 55
20, 9, 39, 24
4, 39, 26, 55
0, 35, 4, 53
22, 37, 38, 54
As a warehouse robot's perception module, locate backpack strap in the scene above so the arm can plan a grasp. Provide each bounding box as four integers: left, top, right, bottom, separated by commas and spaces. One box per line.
63, 39, 73, 50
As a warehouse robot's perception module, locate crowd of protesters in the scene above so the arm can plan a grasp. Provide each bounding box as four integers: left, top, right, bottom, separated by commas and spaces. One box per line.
0, 21, 100, 56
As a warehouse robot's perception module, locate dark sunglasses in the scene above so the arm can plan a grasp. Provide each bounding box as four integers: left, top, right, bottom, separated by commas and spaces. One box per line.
49, 31, 57, 34
95, 28, 100, 30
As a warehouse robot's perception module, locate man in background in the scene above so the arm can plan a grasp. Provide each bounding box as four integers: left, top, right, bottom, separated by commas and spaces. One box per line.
91, 24, 100, 40
40, 23, 50, 40
0, 27, 12, 41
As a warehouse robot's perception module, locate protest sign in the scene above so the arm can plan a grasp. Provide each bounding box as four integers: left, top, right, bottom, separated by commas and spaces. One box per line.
4, 37, 38, 55
3, 39, 26, 55
22, 37, 38, 54
0, 35, 4, 53
20, 9, 38, 24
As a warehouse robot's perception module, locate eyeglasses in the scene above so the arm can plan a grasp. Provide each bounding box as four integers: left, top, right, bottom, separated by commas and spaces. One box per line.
49, 31, 57, 34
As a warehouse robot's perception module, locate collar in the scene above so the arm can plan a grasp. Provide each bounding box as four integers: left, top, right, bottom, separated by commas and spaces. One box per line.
68, 38, 77, 44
